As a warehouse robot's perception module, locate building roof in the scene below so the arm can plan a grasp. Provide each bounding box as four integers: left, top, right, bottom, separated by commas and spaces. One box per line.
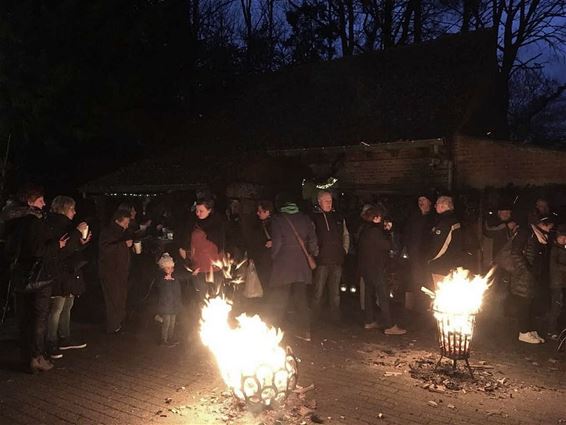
82, 30, 501, 193
182, 29, 501, 151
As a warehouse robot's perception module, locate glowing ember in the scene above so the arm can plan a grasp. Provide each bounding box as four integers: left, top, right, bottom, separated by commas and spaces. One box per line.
200, 297, 298, 406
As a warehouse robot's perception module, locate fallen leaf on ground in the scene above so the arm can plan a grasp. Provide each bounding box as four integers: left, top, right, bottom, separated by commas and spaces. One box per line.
294, 384, 315, 394
311, 413, 324, 423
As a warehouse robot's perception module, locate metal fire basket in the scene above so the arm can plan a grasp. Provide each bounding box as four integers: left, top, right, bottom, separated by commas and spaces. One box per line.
235, 346, 298, 407
434, 310, 476, 379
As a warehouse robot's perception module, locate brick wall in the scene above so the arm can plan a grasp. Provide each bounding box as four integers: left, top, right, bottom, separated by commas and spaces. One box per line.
453, 135, 566, 188
279, 140, 450, 193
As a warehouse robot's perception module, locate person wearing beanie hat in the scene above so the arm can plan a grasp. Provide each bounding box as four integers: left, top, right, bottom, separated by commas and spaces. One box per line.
547, 224, 566, 339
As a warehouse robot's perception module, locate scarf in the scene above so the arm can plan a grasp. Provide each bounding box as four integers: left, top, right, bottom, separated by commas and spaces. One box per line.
280, 203, 299, 214
531, 224, 549, 245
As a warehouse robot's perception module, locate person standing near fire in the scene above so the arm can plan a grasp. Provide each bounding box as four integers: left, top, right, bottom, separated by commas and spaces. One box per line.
180, 198, 225, 303
507, 216, 553, 344
98, 209, 132, 334
268, 196, 318, 342
427, 195, 464, 287
311, 191, 350, 324
358, 204, 406, 335
403, 193, 435, 311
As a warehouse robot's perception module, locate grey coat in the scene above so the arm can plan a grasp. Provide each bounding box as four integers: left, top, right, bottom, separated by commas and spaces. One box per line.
270, 212, 318, 286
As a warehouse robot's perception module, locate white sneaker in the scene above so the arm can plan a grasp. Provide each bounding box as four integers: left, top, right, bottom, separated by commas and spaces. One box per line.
518, 332, 541, 344
384, 325, 407, 335
530, 331, 545, 343
364, 322, 379, 330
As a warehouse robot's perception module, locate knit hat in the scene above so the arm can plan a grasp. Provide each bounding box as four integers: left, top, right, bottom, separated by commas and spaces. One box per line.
557, 224, 566, 237
417, 192, 435, 203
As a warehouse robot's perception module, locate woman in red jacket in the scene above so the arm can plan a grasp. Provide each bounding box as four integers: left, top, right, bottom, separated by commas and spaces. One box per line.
184, 198, 225, 302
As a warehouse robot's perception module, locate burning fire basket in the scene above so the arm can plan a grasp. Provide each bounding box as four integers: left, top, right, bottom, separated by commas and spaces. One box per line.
235, 347, 298, 407
422, 268, 492, 380
433, 310, 476, 379
200, 297, 299, 408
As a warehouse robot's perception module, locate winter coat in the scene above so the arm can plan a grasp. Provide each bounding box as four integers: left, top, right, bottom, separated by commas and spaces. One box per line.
248, 218, 272, 286
156, 276, 183, 315
98, 222, 131, 283
12, 209, 61, 282
270, 212, 318, 286
311, 209, 349, 266
46, 213, 88, 297
1, 202, 43, 261
403, 211, 435, 286
484, 218, 512, 259
190, 213, 225, 274
549, 243, 566, 289
507, 226, 547, 299
427, 211, 464, 275
357, 222, 392, 275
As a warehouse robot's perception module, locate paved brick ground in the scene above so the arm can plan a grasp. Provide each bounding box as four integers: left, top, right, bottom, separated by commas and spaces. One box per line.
0, 302, 565, 425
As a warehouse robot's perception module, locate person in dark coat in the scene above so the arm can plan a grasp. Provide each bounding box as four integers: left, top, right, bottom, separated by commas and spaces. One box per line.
249, 201, 274, 289
155, 253, 189, 346
427, 196, 464, 287
311, 191, 350, 323
358, 205, 406, 335
483, 202, 514, 300
507, 217, 553, 344
98, 210, 132, 333
547, 224, 566, 339
45, 196, 91, 359
267, 201, 318, 341
484, 203, 513, 258
8, 185, 68, 373
402, 194, 435, 310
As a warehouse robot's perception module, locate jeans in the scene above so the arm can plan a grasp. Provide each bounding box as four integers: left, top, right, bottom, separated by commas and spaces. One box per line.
47, 295, 75, 343
161, 314, 177, 342
16, 284, 52, 359
361, 270, 392, 328
312, 264, 342, 321
548, 288, 565, 334
267, 282, 310, 333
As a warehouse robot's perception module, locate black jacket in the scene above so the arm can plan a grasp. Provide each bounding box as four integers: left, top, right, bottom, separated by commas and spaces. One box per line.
549, 242, 566, 289
508, 225, 548, 298
428, 211, 464, 275
357, 222, 391, 275
484, 218, 512, 258
311, 209, 348, 265
46, 213, 88, 296
99, 222, 131, 281
403, 211, 435, 261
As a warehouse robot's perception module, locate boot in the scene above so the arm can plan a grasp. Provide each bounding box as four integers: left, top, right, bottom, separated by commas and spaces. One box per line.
30, 355, 54, 373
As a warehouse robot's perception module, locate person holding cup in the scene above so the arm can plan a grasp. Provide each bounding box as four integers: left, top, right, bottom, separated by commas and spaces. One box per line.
45, 196, 91, 359
99, 209, 132, 334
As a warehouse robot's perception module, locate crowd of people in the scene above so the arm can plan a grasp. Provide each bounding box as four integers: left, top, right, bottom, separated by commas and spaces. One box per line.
1, 183, 565, 374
